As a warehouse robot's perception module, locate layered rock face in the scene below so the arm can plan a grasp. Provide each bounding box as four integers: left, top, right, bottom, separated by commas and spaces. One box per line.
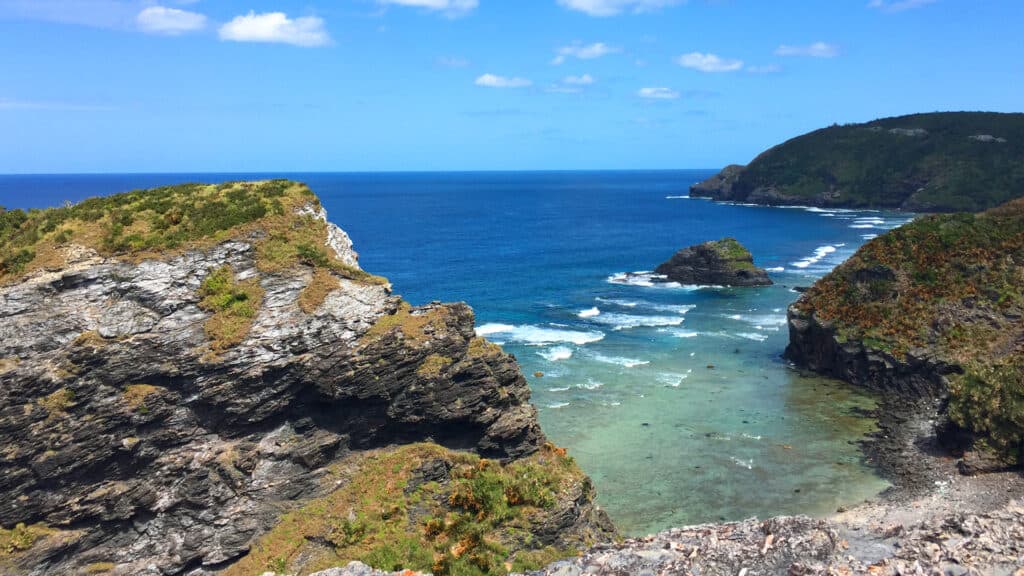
654, 238, 772, 287
0, 183, 600, 575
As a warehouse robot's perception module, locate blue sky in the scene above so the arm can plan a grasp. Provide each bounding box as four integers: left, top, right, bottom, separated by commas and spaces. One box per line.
0, 0, 1021, 173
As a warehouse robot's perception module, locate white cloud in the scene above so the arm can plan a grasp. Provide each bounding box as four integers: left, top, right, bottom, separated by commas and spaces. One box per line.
867, 0, 936, 12
219, 11, 331, 47
637, 87, 679, 100
676, 52, 743, 73
475, 74, 532, 88
746, 64, 781, 74
137, 6, 206, 35
563, 74, 595, 85
377, 0, 478, 17
552, 42, 619, 65
774, 42, 839, 58
557, 0, 682, 17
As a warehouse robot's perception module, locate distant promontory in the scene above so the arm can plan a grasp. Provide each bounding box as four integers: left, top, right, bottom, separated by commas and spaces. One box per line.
690, 112, 1024, 212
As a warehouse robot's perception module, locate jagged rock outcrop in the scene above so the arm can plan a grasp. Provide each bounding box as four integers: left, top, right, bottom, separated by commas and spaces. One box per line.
654, 238, 772, 287
0, 182, 615, 575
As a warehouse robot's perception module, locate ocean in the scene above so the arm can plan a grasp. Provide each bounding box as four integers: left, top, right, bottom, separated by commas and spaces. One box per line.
0, 171, 912, 535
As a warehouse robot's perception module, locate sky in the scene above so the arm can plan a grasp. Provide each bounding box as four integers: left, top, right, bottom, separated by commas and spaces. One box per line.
0, 0, 1022, 173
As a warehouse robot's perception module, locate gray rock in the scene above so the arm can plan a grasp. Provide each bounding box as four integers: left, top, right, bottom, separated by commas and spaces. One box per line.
0, 209, 544, 575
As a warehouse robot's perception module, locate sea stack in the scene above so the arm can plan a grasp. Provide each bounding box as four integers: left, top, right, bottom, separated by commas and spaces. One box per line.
655, 237, 773, 287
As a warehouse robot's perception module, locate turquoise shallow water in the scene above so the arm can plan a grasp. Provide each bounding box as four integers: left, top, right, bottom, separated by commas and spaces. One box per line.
0, 170, 914, 535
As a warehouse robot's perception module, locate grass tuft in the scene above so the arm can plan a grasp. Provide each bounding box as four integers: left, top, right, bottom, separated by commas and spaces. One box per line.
298, 268, 342, 314
224, 443, 588, 576
198, 265, 265, 352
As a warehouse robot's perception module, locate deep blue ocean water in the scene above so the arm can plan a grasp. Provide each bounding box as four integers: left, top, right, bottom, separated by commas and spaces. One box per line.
0, 171, 913, 534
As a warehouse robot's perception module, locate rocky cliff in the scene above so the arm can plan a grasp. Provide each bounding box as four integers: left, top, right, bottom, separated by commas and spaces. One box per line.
654, 238, 772, 287
690, 112, 1024, 212
0, 181, 613, 575
786, 197, 1024, 468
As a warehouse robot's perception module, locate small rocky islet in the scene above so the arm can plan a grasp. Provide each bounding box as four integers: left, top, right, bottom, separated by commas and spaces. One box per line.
654, 237, 773, 287
1, 164, 1023, 575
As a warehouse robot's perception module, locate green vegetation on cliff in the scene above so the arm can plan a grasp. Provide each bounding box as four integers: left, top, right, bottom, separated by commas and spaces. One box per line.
795, 198, 1024, 461
0, 180, 386, 285
692, 112, 1024, 211
708, 238, 758, 271
226, 443, 604, 576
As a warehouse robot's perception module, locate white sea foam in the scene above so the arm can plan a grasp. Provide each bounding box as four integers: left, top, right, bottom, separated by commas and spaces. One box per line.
742, 433, 763, 441
590, 313, 686, 330
731, 456, 754, 470
596, 297, 639, 308
589, 353, 650, 368
578, 378, 604, 390
791, 245, 839, 269
546, 402, 570, 409
854, 218, 886, 224
850, 224, 876, 229
607, 271, 682, 288
657, 373, 690, 387
577, 307, 600, 318
669, 329, 700, 338
476, 323, 605, 346
537, 346, 574, 362
645, 303, 696, 314
548, 386, 571, 392
665, 195, 689, 199
862, 234, 878, 240
737, 332, 769, 342
766, 266, 785, 272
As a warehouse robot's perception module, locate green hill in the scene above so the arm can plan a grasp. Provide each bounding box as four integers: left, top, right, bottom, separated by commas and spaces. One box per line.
788, 197, 1024, 464
691, 112, 1024, 212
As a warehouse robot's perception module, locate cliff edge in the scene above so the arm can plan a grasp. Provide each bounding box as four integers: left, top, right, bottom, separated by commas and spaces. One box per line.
786, 197, 1024, 470
0, 181, 614, 575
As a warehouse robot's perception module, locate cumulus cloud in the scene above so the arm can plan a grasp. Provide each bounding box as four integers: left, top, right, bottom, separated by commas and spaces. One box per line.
546, 74, 595, 94
563, 74, 595, 85
637, 87, 679, 100
676, 52, 743, 72
475, 74, 532, 88
377, 0, 477, 17
557, 0, 682, 17
137, 6, 206, 35
867, 0, 936, 12
219, 11, 331, 47
774, 42, 839, 58
552, 42, 619, 65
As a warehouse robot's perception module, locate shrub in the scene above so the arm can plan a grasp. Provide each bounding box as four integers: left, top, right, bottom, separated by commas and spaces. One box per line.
948, 358, 1024, 464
